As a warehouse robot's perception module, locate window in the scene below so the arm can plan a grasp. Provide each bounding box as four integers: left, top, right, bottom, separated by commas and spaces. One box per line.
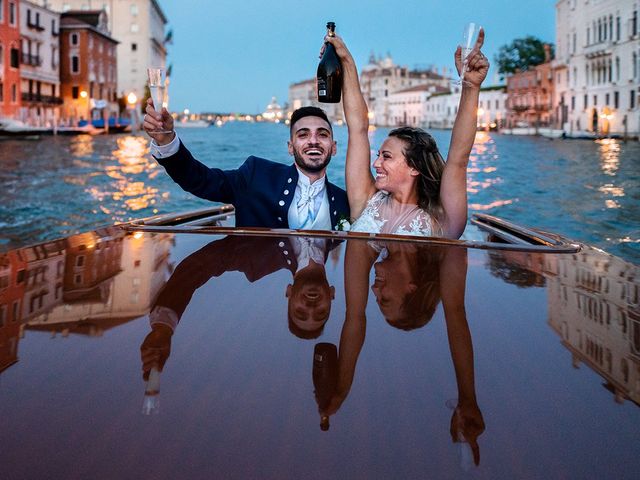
130, 23, 139, 33
593, 95, 598, 106
631, 90, 636, 109
634, 52, 638, 79
131, 42, 137, 51
571, 96, 575, 111
0, 0, 3, 23
12, 302, 19, 322
11, 83, 16, 102
131, 3, 138, 16
75, 255, 85, 267
615, 56, 620, 81
74, 274, 82, 285
72, 86, 79, 98
71, 33, 79, 46
605, 93, 610, 105
71, 55, 79, 73
9, 1, 15, 26
614, 91, 619, 108
10, 47, 18, 68
0, 305, 6, 327
616, 16, 620, 41
584, 94, 588, 109
0, 82, 3, 102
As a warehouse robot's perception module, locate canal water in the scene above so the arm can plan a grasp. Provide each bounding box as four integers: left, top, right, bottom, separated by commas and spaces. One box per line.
1, 123, 639, 264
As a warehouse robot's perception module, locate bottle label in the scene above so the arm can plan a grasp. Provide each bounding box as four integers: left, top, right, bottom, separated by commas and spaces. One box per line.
319, 89, 327, 96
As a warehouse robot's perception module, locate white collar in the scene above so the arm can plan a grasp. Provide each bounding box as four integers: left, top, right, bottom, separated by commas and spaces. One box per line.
295, 166, 326, 189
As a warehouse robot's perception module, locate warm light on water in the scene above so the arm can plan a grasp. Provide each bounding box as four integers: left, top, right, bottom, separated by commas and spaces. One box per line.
0, 124, 638, 263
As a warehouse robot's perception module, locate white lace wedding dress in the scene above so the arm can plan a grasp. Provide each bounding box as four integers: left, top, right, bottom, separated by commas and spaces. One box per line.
350, 191, 435, 236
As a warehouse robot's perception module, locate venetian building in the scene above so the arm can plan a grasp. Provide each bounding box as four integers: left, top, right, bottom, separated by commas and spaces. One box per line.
387, 84, 450, 127
287, 78, 343, 124
0, 0, 21, 118
359, 52, 451, 127
42, 0, 169, 103
424, 85, 507, 130
58, 9, 118, 124
505, 45, 554, 129
554, 0, 640, 135
18, 1, 61, 126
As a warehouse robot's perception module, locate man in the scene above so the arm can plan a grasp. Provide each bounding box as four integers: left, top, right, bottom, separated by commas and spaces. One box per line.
140, 234, 338, 380
143, 101, 349, 230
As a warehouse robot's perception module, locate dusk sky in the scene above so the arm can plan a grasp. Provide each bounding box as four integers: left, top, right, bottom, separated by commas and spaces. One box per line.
160, 0, 558, 114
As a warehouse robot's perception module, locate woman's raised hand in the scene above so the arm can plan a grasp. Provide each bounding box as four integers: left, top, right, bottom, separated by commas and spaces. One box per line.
454, 28, 489, 89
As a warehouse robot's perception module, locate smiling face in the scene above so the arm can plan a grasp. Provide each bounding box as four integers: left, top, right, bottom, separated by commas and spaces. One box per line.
288, 116, 337, 178
372, 136, 419, 197
286, 266, 335, 338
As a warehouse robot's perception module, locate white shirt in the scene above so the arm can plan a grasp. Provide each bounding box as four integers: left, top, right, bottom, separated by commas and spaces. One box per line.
151, 134, 332, 230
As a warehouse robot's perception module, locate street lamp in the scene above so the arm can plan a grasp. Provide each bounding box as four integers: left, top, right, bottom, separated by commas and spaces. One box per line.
127, 92, 139, 130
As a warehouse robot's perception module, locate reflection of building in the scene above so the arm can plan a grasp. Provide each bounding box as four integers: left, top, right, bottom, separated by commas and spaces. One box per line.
0, 251, 27, 373
25, 230, 173, 337
554, 0, 640, 135
18, 1, 62, 126
20, 239, 65, 322
0, 0, 22, 118
489, 247, 640, 406
546, 249, 640, 406
59, 10, 118, 124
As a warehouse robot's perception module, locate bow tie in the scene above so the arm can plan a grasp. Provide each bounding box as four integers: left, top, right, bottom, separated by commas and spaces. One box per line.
297, 181, 324, 210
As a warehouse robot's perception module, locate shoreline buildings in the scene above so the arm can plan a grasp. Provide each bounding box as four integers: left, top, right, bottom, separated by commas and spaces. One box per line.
554, 0, 639, 136
0, 0, 169, 127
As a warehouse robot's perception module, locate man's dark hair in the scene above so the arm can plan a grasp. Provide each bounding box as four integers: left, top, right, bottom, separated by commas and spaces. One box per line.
289, 106, 332, 134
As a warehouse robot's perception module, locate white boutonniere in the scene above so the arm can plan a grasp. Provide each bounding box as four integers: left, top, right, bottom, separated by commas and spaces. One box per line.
336, 217, 351, 231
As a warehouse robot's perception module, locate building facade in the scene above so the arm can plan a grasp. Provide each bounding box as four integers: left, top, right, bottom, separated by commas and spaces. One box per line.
555, 0, 640, 135
43, 0, 168, 102
0, 0, 22, 118
359, 53, 451, 127
424, 85, 507, 130
505, 45, 554, 129
287, 77, 343, 124
19, 0, 61, 126
59, 10, 117, 124
387, 84, 450, 127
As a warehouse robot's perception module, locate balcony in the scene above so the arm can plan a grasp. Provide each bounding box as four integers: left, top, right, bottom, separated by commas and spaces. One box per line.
27, 21, 46, 32
21, 93, 64, 105
21, 53, 42, 67
584, 40, 613, 59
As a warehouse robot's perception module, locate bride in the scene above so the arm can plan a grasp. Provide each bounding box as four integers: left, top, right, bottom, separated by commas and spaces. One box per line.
323, 30, 489, 238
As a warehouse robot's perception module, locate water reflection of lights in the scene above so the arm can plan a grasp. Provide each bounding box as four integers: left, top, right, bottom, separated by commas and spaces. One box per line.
86, 135, 162, 221
70, 135, 94, 157
598, 184, 625, 196
596, 138, 620, 176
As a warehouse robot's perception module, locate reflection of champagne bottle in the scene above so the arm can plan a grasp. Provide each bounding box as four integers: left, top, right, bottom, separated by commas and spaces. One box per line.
142, 367, 161, 415
317, 22, 342, 103
312, 342, 338, 431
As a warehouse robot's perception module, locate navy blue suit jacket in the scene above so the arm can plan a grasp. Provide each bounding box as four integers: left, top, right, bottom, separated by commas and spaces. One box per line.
156, 141, 350, 229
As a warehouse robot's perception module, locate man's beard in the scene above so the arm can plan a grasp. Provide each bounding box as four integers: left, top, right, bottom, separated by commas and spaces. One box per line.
292, 146, 332, 173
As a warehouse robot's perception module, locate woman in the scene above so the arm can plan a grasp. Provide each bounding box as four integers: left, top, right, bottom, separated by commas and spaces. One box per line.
323, 30, 489, 238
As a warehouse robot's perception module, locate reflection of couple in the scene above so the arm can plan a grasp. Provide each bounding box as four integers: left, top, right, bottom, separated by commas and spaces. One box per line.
140, 235, 337, 378
143, 30, 488, 236
319, 242, 485, 464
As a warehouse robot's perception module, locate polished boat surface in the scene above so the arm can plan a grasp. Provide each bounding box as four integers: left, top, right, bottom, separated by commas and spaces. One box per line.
0, 214, 638, 479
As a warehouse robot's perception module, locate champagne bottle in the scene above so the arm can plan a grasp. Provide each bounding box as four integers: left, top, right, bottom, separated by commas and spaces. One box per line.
317, 22, 342, 103
312, 342, 338, 431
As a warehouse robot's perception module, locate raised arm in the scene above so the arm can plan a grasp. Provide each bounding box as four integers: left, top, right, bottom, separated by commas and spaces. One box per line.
440, 29, 489, 239
324, 35, 376, 219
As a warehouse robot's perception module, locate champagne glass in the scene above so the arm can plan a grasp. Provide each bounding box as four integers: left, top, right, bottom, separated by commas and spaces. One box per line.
457, 23, 481, 86
147, 67, 172, 133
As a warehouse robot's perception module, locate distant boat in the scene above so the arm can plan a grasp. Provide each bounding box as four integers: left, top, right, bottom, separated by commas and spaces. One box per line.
0, 118, 52, 136
175, 119, 212, 128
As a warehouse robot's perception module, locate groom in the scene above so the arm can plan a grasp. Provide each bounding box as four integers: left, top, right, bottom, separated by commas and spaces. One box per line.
144, 102, 349, 230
